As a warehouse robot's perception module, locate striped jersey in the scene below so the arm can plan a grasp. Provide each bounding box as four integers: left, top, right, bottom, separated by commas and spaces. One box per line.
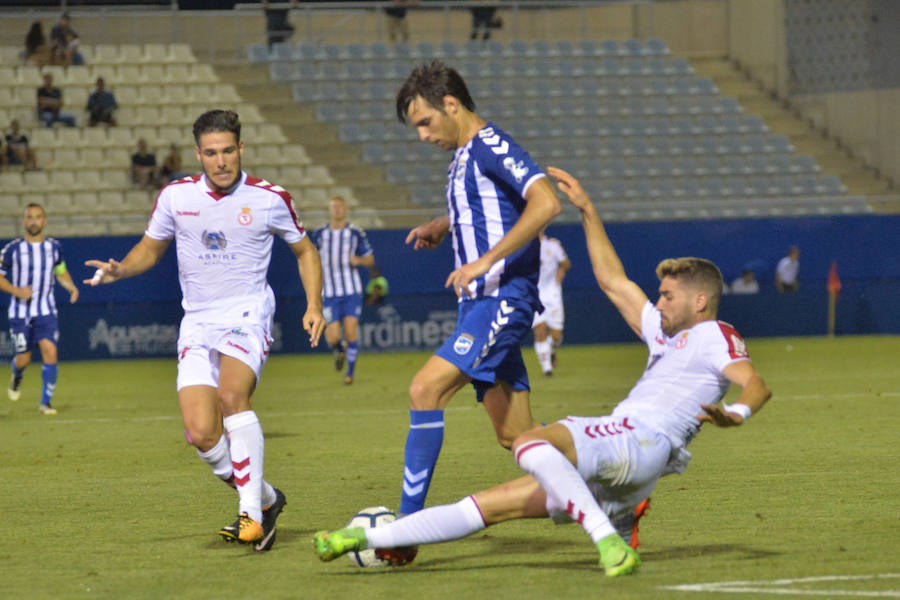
0, 237, 64, 319
311, 223, 373, 297
445, 122, 546, 305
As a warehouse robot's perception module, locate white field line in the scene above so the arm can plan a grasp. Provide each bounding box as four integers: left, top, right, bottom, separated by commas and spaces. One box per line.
664, 573, 900, 598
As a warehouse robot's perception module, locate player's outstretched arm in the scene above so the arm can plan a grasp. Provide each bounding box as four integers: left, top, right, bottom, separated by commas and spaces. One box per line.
699, 361, 771, 427
405, 215, 450, 251
445, 177, 561, 298
547, 166, 647, 335
290, 236, 326, 347
84, 235, 170, 286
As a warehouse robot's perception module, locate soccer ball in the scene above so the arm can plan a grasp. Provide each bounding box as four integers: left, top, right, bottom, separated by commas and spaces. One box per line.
345, 506, 396, 567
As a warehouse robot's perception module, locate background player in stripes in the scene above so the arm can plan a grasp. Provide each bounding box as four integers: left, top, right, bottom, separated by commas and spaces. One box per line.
0, 203, 79, 415
314, 167, 771, 577
389, 61, 561, 544
532, 229, 570, 377
85, 110, 325, 551
311, 196, 375, 385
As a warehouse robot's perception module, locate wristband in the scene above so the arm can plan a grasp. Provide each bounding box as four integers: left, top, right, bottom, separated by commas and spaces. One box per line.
723, 402, 752, 420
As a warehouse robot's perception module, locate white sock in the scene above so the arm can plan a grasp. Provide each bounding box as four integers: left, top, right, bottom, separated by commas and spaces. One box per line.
515, 441, 615, 543
365, 496, 486, 549
224, 410, 265, 523
197, 434, 234, 486
535, 338, 553, 373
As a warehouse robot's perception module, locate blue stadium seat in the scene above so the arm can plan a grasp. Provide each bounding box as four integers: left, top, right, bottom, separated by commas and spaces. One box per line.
509, 40, 529, 56
600, 40, 620, 56
361, 143, 385, 164
439, 41, 459, 58
343, 43, 367, 60
270, 43, 293, 61
463, 40, 486, 58
789, 155, 819, 173
623, 39, 644, 57
646, 38, 670, 56
269, 62, 294, 82
370, 41, 390, 59
246, 44, 269, 63
819, 175, 846, 194
532, 40, 553, 57
667, 57, 693, 75
577, 39, 598, 56
295, 42, 318, 61
415, 41, 437, 59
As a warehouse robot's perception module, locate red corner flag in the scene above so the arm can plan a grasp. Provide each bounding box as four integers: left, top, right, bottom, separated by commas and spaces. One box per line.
827, 261, 842, 297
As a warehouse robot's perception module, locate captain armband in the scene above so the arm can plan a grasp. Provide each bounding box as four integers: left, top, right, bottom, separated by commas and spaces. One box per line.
53, 261, 67, 276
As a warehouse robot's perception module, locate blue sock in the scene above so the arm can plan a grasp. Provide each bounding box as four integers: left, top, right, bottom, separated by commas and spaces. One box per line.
345, 341, 359, 378
41, 363, 58, 406
10, 358, 25, 386
399, 409, 445, 515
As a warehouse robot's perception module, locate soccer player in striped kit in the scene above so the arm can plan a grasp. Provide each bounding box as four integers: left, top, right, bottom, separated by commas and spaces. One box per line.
0, 203, 79, 414
311, 196, 374, 385
384, 61, 560, 562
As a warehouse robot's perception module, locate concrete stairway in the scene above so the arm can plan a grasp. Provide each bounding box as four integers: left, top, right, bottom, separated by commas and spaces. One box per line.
692, 57, 894, 203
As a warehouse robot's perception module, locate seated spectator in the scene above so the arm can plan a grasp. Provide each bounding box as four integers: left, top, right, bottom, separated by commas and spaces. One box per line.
86, 77, 118, 127
131, 139, 158, 188
24, 21, 52, 66
36, 73, 76, 127
5, 120, 39, 170
158, 143, 188, 184
50, 12, 84, 65
730, 269, 760, 295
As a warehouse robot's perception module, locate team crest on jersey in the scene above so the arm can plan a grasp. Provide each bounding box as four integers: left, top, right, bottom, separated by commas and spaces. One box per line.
676, 331, 689, 349
237, 207, 253, 226
453, 333, 475, 355
502, 157, 529, 183
454, 159, 467, 180
202, 230, 227, 250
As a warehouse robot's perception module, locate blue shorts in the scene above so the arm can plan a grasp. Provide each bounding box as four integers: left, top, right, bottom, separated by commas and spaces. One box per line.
436, 296, 534, 400
323, 294, 363, 325
9, 315, 59, 354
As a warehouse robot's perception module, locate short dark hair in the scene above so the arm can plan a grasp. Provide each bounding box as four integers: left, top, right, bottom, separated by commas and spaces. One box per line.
24, 202, 45, 215
192, 110, 241, 146
395, 60, 475, 123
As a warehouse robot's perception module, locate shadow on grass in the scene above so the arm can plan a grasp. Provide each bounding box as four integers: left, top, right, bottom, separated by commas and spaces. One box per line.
291, 530, 780, 574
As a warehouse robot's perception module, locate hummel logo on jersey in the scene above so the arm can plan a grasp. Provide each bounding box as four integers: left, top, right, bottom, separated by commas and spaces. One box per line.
479, 127, 510, 155
502, 157, 529, 183
474, 301, 515, 366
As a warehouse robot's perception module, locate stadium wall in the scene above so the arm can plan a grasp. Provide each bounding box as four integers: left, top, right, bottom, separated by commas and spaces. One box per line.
1, 214, 896, 360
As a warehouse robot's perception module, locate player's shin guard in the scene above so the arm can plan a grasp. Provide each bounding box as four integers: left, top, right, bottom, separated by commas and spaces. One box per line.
345, 341, 359, 378
197, 434, 235, 487
40, 363, 57, 406
367, 496, 486, 549
515, 440, 616, 543
224, 410, 265, 524
398, 409, 444, 515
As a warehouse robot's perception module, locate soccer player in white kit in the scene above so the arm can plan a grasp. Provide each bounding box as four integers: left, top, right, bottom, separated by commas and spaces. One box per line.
85, 110, 326, 551
314, 166, 771, 576
532, 230, 570, 376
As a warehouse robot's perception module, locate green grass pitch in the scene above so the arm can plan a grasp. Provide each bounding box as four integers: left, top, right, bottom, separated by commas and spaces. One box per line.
1, 336, 898, 599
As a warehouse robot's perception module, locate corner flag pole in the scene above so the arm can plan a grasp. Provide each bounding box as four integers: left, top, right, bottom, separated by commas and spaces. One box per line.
826, 261, 841, 337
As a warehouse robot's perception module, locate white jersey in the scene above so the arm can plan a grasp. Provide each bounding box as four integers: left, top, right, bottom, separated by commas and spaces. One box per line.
611, 301, 750, 448
146, 172, 306, 323
536, 235, 567, 304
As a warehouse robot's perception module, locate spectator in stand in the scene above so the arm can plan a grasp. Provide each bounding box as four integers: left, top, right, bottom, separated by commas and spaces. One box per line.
0, 137, 6, 170
730, 269, 759, 295
385, 0, 418, 43
5, 120, 39, 170
49, 12, 84, 65
24, 21, 52, 66
263, 0, 295, 48
775, 246, 800, 294
469, 1, 502, 41
158, 143, 189, 185
131, 139, 158, 188
364, 265, 389, 306
36, 73, 76, 128
86, 77, 118, 127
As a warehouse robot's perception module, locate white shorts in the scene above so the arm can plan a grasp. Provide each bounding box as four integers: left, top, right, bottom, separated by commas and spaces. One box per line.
545, 415, 675, 524
532, 296, 564, 331
176, 318, 272, 391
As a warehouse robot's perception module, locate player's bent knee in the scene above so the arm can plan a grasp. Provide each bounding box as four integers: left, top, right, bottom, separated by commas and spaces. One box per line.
408, 381, 440, 410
